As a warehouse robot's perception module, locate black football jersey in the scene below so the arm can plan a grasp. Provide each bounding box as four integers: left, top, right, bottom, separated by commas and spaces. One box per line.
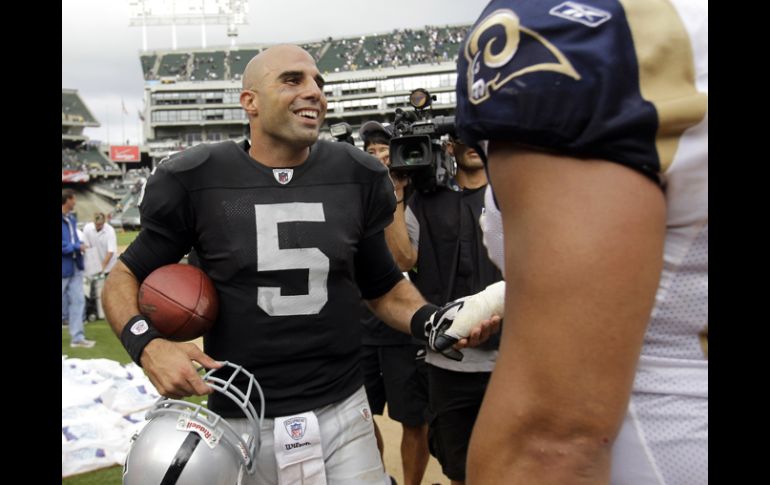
124, 139, 396, 417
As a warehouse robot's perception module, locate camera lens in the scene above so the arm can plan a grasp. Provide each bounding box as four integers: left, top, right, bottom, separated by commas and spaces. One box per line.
403, 146, 425, 165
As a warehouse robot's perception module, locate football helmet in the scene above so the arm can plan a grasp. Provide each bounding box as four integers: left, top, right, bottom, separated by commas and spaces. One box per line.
123, 361, 265, 485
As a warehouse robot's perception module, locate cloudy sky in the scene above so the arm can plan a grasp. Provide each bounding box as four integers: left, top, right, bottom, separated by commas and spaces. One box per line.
62, 0, 489, 145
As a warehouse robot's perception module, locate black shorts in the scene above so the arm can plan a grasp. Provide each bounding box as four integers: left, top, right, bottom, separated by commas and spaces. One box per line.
427, 365, 491, 481
360, 344, 428, 427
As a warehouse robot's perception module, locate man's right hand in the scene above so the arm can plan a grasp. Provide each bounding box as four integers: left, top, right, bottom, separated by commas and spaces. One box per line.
425, 281, 505, 360
139, 339, 222, 399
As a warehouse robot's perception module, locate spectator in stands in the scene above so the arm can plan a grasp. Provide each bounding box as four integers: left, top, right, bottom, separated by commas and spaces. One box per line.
62, 189, 95, 348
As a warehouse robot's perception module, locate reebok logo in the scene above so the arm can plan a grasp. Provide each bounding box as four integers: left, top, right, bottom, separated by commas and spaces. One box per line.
549, 2, 612, 28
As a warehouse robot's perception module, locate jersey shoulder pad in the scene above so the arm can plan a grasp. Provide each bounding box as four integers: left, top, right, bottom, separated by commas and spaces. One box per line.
158, 142, 220, 174
322, 139, 388, 175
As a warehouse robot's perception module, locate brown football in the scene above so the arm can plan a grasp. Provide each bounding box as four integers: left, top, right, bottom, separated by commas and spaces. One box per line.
138, 263, 218, 341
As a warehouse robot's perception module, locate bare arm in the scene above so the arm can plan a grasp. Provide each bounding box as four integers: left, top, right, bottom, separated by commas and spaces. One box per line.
102, 260, 220, 398
384, 199, 417, 271
365, 278, 426, 335
367, 278, 499, 348
466, 146, 666, 484
101, 251, 115, 273
102, 227, 118, 272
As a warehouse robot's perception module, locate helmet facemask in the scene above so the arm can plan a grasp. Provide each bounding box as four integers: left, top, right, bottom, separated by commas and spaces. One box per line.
123, 361, 265, 485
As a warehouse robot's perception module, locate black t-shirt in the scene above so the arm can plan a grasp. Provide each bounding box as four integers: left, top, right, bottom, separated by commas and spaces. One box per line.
121, 139, 397, 417
408, 186, 502, 304
407, 186, 504, 350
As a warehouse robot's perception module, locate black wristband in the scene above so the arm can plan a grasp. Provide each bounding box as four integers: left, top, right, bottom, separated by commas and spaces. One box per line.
120, 315, 164, 367
410, 303, 439, 341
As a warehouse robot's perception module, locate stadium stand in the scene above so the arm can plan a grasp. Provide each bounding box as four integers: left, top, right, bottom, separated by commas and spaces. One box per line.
317, 37, 360, 73
191, 51, 226, 81
140, 24, 470, 160
157, 53, 191, 79
140, 25, 468, 81
227, 48, 261, 81
62, 89, 122, 183
140, 54, 158, 80
62, 89, 99, 126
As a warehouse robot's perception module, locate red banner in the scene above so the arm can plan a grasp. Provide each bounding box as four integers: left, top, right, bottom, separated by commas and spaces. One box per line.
110, 145, 140, 162
62, 170, 90, 183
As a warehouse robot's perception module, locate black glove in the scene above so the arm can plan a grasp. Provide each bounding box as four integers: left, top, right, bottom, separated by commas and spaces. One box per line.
410, 301, 467, 361
410, 282, 506, 362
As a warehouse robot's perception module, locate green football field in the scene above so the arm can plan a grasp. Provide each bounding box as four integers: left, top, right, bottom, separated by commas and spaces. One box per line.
116, 230, 139, 248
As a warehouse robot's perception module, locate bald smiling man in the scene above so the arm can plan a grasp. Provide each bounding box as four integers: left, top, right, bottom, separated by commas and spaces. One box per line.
104, 44, 499, 484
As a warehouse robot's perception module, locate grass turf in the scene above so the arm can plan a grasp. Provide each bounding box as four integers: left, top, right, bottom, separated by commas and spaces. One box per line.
116, 230, 139, 247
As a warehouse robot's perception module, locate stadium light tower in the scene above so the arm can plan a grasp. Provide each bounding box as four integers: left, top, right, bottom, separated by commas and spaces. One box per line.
128, 0, 249, 51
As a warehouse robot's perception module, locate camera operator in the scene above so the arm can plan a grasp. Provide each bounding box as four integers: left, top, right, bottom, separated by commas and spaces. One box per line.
357, 121, 430, 485
402, 133, 503, 485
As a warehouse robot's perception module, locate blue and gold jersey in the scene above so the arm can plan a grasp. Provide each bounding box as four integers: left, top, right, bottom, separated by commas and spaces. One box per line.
455, 0, 707, 184
457, 2, 708, 482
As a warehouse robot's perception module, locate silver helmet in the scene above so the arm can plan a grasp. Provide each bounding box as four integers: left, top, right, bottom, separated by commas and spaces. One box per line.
123, 361, 265, 485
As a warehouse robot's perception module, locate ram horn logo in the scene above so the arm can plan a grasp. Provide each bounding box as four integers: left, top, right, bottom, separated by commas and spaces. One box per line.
465, 8, 581, 105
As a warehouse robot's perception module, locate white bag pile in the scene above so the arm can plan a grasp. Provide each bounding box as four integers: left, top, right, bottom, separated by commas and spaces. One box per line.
61, 356, 160, 477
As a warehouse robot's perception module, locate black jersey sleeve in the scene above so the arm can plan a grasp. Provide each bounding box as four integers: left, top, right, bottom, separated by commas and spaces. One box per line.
355, 229, 404, 300
120, 229, 191, 282
119, 165, 195, 282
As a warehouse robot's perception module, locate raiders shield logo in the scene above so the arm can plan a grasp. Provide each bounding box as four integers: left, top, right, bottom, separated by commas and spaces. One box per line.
273, 169, 294, 185
284, 417, 307, 440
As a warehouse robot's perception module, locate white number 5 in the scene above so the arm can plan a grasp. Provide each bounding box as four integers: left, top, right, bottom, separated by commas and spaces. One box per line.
255, 203, 329, 316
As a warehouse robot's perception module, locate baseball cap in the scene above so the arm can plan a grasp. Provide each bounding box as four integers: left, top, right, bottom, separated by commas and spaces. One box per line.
359, 121, 394, 146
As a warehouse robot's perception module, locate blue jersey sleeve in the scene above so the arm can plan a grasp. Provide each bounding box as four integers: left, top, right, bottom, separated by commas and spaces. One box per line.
455, 0, 703, 184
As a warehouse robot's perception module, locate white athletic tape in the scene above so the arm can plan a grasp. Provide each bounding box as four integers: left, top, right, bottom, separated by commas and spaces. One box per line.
445, 281, 505, 339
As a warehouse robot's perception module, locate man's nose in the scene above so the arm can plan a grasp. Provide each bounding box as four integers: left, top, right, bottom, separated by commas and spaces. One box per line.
301, 79, 322, 99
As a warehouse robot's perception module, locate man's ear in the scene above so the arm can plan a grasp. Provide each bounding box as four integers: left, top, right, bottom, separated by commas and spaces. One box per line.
240, 89, 258, 115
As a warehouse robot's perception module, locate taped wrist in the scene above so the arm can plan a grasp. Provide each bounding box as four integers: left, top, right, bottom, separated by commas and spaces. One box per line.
120, 315, 163, 366
410, 303, 439, 341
